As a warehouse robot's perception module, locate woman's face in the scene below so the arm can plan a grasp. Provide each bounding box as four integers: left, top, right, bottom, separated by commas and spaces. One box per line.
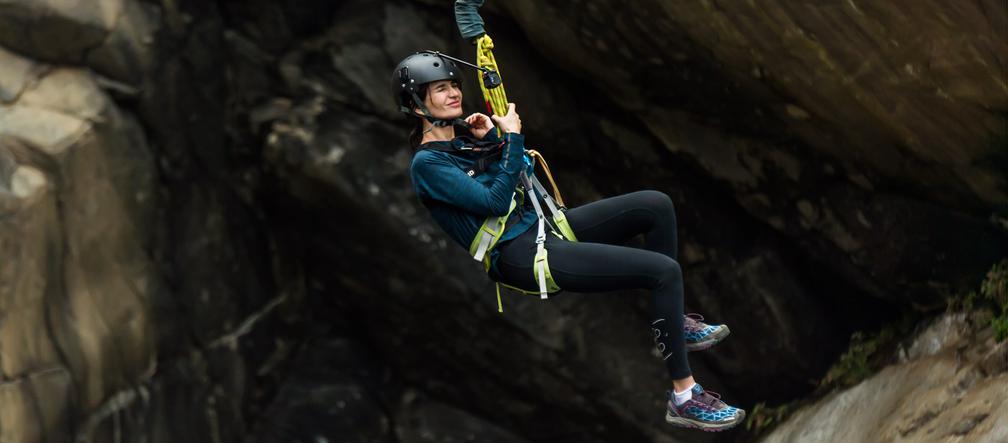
418, 79, 463, 120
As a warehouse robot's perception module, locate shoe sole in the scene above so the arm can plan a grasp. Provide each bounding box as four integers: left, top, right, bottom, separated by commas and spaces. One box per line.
685, 325, 730, 352
665, 409, 746, 432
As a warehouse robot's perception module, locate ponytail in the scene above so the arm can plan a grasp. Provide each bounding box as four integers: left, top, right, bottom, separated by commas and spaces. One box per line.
407, 84, 429, 151
408, 117, 425, 151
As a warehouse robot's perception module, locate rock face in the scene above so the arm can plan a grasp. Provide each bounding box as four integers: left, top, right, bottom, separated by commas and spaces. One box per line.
0, 0, 1004, 442
0, 0, 159, 84
762, 313, 1008, 443
0, 46, 157, 442
489, 0, 1008, 306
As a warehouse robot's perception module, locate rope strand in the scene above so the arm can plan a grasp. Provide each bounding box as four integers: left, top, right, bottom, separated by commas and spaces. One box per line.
476, 35, 567, 208
526, 150, 565, 207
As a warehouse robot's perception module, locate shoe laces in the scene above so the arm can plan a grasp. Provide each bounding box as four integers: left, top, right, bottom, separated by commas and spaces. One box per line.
684, 313, 706, 330
691, 389, 727, 411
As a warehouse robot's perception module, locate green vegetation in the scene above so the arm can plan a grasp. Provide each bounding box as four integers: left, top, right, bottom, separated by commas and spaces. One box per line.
981, 259, 1008, 342
993, 316, 1008, 343
746, 316, 912, 437
960, 290, 977, 312
817, 309, 924, 394
817, 321, 908, 391
746, 402, 794, 434
947, 259, 1008, 341
981, 260, 1008, 309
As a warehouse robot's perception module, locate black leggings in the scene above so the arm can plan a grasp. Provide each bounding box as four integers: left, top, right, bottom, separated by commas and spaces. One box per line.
494, 190, 690, 379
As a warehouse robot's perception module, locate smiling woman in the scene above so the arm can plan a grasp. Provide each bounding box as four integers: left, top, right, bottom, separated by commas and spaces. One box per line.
425, 80, 463, 115
393, 52, 519, 150
393, 49, 747, 432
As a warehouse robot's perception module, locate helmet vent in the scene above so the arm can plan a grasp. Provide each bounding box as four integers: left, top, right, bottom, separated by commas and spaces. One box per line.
433, 62, 440, 67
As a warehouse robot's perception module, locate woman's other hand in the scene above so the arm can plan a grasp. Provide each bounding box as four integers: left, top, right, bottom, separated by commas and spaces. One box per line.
490, 103, 521, 135
464, 112, 495, 139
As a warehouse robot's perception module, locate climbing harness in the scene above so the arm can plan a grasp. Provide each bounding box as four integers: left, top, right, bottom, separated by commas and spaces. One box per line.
455, 0, 577, 312
420, 136, 505, 177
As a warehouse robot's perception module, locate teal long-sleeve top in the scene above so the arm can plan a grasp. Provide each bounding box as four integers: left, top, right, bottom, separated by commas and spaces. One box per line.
409, 129, 538, 268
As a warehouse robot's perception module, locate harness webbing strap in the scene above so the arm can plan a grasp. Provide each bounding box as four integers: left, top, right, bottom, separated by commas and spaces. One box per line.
469, 193, 517, 261
495, 282, 502, 313
521, 172, 553, 299
472, 228, 495, 261
536, 251, 548, 300
528, 174, 579, 242
530, 174, 561, 216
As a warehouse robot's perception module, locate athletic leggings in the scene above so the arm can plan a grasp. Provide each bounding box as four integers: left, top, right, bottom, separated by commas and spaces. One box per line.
494, 190, 691, 379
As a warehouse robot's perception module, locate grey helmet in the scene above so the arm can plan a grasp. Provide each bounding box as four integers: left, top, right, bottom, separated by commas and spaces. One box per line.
392, 51, 463, 121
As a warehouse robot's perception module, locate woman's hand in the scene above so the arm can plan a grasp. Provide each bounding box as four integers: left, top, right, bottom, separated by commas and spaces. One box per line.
490, 103, 521, 135
464, 113, 495, 139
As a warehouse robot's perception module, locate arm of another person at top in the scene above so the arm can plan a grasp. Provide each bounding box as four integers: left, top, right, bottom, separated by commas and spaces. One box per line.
413, 103, 525, 216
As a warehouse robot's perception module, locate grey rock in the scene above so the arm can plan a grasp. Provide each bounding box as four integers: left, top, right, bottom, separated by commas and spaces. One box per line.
762, 312, 1008, 443
0, 45, 158, 441
0, 0, 159, 84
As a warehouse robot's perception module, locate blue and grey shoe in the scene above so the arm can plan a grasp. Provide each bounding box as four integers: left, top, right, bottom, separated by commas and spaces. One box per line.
666, 384, 745, 432
684, 313, 730, 352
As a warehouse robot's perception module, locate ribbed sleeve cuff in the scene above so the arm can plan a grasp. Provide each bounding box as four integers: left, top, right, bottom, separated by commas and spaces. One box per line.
501, 132, 525, 171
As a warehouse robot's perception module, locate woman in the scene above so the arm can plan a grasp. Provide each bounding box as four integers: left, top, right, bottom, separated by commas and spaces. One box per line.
394, 51, 745, 431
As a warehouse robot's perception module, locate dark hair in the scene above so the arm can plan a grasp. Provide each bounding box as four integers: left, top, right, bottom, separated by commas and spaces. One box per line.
407, 84, 429, 151
409, 118, 425, 151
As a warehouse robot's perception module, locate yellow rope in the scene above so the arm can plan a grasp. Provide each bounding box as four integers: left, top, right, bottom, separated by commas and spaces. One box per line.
476, 35, 509, 119
475, 34, 567, 208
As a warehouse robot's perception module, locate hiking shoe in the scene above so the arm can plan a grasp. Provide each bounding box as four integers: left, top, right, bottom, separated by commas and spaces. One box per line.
684, 314, 730, 352
665, 384, 745, 432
